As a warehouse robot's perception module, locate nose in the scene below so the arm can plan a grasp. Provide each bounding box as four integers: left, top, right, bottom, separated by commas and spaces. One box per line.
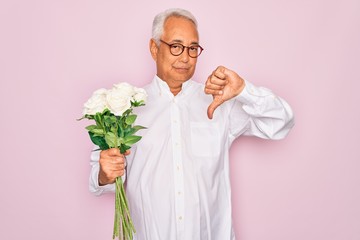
179, 49, 189, 63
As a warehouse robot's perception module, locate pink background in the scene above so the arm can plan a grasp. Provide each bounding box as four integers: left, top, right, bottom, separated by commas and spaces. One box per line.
1, 0, 359, 239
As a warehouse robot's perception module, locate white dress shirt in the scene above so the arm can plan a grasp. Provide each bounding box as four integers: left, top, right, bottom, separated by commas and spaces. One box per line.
89, 76, 294, 240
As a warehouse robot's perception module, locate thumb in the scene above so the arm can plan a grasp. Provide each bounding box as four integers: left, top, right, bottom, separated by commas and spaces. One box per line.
207, 95, 224, 119
124, 149, 131, 156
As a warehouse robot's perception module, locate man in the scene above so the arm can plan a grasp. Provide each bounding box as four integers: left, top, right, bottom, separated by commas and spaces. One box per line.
89, 8, 294, 240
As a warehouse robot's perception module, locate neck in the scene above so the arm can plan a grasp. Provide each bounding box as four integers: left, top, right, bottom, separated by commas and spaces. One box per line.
170, 85, 182, 96
159, 77, 184, 96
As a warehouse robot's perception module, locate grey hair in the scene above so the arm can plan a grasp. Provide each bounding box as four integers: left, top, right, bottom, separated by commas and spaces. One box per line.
152, 8, 198, 45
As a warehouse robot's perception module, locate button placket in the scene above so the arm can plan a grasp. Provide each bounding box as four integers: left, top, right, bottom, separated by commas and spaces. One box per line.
170, 100, 185, 238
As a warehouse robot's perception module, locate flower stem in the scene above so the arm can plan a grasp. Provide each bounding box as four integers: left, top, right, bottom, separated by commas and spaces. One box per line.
113, 177, 135, 240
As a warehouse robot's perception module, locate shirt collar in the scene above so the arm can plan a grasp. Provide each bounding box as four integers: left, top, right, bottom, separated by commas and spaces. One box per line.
154, 75, 193, 98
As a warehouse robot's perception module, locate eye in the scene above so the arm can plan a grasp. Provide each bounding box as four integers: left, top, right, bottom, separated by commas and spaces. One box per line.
171, 44, 182, 50
189, 46, 199, 52
169, 44, 184, 55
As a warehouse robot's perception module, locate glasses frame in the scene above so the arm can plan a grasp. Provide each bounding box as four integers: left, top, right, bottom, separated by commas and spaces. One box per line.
160, 39, 204, 58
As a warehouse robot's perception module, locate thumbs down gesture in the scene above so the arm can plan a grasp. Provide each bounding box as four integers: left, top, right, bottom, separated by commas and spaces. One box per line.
205, 66, 246, 119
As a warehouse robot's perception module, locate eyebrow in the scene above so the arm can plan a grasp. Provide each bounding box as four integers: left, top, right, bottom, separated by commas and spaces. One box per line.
171, 39, 199, 45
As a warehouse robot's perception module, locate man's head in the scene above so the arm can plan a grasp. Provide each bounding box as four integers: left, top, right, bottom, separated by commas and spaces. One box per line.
150, 8, 202, 92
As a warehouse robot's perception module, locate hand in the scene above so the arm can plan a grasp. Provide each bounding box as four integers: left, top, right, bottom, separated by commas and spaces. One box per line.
205, 66, 245, 119
98, 148, 130, 186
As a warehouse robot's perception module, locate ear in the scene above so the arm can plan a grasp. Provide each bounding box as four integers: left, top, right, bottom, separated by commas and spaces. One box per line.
149, 39, 158, 61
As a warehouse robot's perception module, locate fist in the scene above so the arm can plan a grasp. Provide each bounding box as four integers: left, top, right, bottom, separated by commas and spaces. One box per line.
205, 66, 245, 119
98, 148, 129, 186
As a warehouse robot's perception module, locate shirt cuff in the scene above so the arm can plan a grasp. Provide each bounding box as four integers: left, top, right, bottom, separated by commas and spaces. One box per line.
89, 165, 115, 195
235, 80, 273, 105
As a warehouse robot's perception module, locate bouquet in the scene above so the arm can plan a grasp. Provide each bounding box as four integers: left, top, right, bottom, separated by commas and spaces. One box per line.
79, 82, 147, 240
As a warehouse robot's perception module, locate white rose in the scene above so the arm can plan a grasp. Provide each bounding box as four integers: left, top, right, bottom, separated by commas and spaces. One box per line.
113, 82, 136, 97
82, 88, 108, 115
133, 87, 147, 103
106, 87, 132, 116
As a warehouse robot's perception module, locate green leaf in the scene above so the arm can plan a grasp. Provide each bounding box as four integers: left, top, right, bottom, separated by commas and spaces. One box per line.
125, 114, 137, 125
102, 108, 111, 115
105, 132, 118, 148
132, 100, 145, 107
88, 132, 109, 150
86, 125, 105, 136
104, 115, 117, 125
92, 128, 105, 135
118, 121, 124, 138
123, 135, 142, 146
94, 112, 102, 123
132, 125, 146, 133
118, 137, 125, 145
123, 108, 133, 116
83, 114, 95, 120
123, 125, 146, 137
103, 118, 111, 128
110, 126, 117, 133
123, 128, 133, 137
77, 116, 86, 121
85, 125, 98, 131
119, 144, 131, 154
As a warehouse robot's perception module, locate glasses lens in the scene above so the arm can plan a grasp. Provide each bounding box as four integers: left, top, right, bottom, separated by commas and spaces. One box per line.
170, 44, 184, 56
188, 46, 199, 57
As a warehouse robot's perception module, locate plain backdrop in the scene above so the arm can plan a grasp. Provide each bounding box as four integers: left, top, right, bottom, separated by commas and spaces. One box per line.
0, 0, 359, 239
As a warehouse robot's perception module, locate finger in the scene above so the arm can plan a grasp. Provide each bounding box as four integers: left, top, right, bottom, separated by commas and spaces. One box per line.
108, 148, 121, 156
101, 169, 124, 184
207, 96, 224, 119
204, 87, 223, 95
205, 75, 226, 94
207, 76, 227, 87
101, 148, 121, 158
114, 169, 125, 177
112, 162, 126, 171
112, 156, 125, 165
214, 66, 226, 79
103, 160, 125, 174
205, 81, 224, 91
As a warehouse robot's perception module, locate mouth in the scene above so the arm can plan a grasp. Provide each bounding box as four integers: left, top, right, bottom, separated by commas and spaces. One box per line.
173, 66, 190, 73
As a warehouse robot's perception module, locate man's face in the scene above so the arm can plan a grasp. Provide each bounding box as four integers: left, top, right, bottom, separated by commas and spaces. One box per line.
150, 16, 199, 87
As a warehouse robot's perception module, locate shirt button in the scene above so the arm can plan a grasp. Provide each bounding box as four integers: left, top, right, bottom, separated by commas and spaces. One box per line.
179, 216, 182, 220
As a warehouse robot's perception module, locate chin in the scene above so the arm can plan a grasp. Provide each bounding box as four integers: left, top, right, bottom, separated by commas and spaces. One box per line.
175, 76, 191, 83
177, 72, 194, 82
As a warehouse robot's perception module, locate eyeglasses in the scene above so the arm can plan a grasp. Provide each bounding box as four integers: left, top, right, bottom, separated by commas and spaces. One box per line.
160, 39, 204, 58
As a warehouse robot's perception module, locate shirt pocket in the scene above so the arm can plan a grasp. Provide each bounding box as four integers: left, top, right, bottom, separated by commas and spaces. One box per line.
190, 122, 220, 158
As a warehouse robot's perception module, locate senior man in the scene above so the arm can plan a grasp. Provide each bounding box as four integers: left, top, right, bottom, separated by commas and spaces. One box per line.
89, 8, 294, 240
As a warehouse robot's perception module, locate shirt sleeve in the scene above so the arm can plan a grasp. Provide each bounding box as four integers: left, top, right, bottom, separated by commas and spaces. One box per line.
228, 80, 295, 140
89, 148, 116, 196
